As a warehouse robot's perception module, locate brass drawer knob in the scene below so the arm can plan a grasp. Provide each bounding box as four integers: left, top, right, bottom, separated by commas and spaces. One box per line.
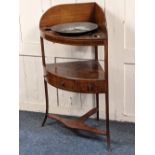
88, 84, 94, 91
60, 81, 65, 87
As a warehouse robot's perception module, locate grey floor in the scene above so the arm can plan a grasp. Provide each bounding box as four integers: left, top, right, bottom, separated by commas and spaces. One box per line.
19, 111, 135, 155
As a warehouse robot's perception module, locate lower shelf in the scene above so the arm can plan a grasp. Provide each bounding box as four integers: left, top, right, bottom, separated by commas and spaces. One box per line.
47, 107, 107, 135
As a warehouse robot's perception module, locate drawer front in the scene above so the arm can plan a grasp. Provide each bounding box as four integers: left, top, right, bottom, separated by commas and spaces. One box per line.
45, 74, 106, 93
56, 77, 76, 92
76, 80, 106, 93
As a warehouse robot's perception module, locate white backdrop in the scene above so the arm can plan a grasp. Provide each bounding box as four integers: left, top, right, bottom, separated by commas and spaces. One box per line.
19, 0, 135, 122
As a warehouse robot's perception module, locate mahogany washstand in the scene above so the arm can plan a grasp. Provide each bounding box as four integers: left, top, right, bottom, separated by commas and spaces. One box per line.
39, 2, 111, 150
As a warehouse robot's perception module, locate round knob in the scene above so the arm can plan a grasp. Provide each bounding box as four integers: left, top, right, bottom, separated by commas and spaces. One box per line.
88, 84, 94, 91
60, 81, 65, 87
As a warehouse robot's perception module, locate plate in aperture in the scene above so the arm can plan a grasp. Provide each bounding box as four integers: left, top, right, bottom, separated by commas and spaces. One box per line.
51, 22, 98, 35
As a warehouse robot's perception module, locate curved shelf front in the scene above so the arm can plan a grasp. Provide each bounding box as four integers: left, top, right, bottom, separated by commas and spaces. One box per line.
44, 60, 107, 93
40, 28, 107, 46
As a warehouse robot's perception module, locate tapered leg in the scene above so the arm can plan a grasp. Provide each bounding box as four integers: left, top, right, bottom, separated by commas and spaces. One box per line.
42, 79, 49, 127
94, 46, 99, 121
42, 114, 47, 127
96, 93, 99, 120
105, 92, 111, 151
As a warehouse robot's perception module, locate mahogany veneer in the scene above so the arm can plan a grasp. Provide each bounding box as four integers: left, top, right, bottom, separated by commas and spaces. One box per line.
39, 2, 111, 151
45, 60, 106, 93
48, 108, 107, 135
40, 3, 107, 46
40, 28, 107, 46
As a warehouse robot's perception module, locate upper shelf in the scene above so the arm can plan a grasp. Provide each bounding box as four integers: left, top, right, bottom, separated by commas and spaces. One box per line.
39, 3, 107, 46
